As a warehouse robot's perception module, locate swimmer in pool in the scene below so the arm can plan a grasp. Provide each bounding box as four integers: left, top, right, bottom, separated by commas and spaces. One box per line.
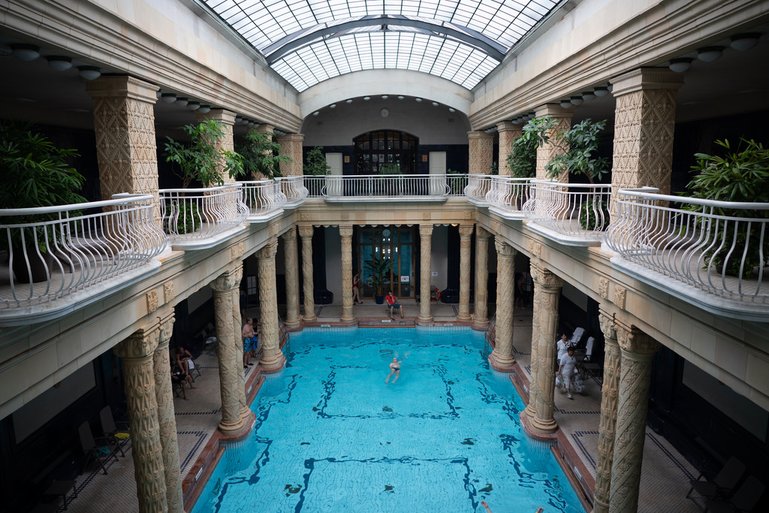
385, 356, 401, 384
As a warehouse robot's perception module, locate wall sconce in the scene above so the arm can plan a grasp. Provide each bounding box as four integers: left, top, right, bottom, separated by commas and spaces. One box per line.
730, 33, 760, 51
11, 44, 40, 61
696, 46, 724, 62
668, 57, 693, 72
46, 56, 72, 71
78, 66, 101, 80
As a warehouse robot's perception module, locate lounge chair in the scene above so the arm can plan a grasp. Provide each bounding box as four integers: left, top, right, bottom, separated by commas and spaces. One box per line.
98, 406, 128, 457
686, 456, 746, 507
78, 421, 119, 475
705, 475, 765, 513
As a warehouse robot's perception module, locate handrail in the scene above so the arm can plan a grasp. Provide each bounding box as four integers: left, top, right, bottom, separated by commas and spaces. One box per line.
1, 194, 166, 310
485, 176, 532, 215
464, 174, 492, 204
322, 174, 451, 199
159, 184, 248, 242
275, 176, 309, 207
606, 188, 769, 306
240, 180, 287, 217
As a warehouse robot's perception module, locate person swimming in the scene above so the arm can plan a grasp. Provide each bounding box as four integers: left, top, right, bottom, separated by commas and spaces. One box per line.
385, 356, 401, 384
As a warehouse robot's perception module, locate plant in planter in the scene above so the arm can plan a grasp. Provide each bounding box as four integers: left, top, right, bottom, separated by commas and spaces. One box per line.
304, 147, 330, 175
0, 121, 86, 282
236, 129, 290, 180
686, 138, 769, 277
365, 255, 392, 304
506, 116, 556, 178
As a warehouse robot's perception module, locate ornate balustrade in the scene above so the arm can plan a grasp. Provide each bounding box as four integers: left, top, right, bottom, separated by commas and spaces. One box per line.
524, 180, 612, 245
321, 174, 451, 202
276, 176, 309, 208
464, 174, 492, 205
237, 181, 285, 220
304, 176, 325, 198
485, 177, 532, 218
0, 194, 166, 322
160, 185, 248, 247
606, 188, 769, 318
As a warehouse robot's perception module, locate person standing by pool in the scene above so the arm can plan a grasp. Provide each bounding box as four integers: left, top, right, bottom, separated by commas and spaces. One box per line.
385, 356, 401, 383
558, 345, 578, 399
352, 272, 362, 304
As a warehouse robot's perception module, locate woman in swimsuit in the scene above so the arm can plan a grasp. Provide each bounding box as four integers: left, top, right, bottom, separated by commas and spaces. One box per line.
385, 356, 401, 384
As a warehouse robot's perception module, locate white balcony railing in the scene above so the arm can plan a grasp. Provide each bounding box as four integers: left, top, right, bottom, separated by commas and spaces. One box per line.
606, 188, 769, 312
485, 177, 532, 217
0, 194, 166, 313
447, 174, 469, 196
322, 174, 451, 201
240, 180, 286, 219
524, 180, 612, 244
304, 176, 326, 198
464, 174, 492, 204
276, 176, 309, 208
160, 184, 248, 245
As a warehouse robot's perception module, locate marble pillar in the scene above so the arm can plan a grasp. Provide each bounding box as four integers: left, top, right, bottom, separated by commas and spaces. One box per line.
299, 225, 317, 322
497, 121, 522, 177
489, 240, 516, 371
534, 104, 572, 182
529, 262, 563, 435
114, 327, 168, 513
258, 238, 286, 372
592, 309, 622, 513
609, 327, 659, 513
340, 225, 355, 323
153, 312, 184, 513
457, 225, 474, 322
229, 264, 248, 420
211, 268, 245, 435
472, 227, 490, 329
468, 130, 495, 175
282, 227, 301, 329
418, 224, 433, 324
277, 133, 304, 176
197, 108, 237, 184
611, 68, 682, 197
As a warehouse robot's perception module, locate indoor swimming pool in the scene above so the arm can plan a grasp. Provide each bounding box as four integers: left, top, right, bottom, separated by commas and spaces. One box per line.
192, 327, 584, 513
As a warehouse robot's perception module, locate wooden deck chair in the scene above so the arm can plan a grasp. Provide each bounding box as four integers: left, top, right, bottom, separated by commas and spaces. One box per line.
687, 456, 746, 505
705, 475, 765, 513
99, 406, 128, 457
78, 421, 119, 475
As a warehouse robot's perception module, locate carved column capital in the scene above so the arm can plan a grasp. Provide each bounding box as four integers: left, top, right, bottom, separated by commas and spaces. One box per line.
298, 225, 315, 238
258, 238, 279, 260
339, 224, 354, 238
158, 311, 175, 346
530, 261, 562, 291
616, 322, 659, 356
115, 324, 161, 359
211, 266, 243, 292
476, 226, 489, 242
598, 308, 616, 341
419, 224, 434, 238
495, 239, 516, 257
458, 224, 474, 239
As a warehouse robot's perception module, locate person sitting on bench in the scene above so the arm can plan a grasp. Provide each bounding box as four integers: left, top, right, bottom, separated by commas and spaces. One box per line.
385, 291, 404, 319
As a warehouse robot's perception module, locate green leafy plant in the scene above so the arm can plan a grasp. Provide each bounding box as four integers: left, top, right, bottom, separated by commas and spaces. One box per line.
365, 255, 392, 298
686, 138, 769, 277
303, 146, 330, 175
507, 116, 556, 178
380, 163, 401, 175
545, 119, 609, 182
236, 129, 290, 180
164, 120, 243, 187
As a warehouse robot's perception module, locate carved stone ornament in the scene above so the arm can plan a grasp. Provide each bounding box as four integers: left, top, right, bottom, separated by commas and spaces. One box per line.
612, 286, 627, 309
599, 278, 610, 300
528, 239, 542, 259
163, 281, 175, 303
115, 325, 161, 358
230, 241, 245, 260
146, 290, 159, 313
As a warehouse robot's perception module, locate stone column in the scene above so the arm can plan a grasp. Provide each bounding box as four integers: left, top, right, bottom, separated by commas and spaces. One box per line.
611, 68, 683, 197
592, 309, 622, 513
114, 326, 168, 513
277, 133, 304, 176
521, 277, 542, 422
282, 227, 301, 329
497, 122, 522, 177
534, 104, 572, 181
198, 109, 237, 184
299, 225, 317, 322
258, 238, 286, 372
211, 268, 245, 435
472, 227, 490, 330
489, 240, 516, 371
340, 225, 355, 323
153, 312, 184, 513
418, 224, 433, 324
529, 261, 563, 435
457, 225, 474, 322
86, 76, 160, 217
229, 264, 248, 420
467, 130, 495, 174
609, 327, 660, 513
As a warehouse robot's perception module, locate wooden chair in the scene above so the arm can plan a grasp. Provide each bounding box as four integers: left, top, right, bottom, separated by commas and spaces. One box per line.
78, 421, 119, 475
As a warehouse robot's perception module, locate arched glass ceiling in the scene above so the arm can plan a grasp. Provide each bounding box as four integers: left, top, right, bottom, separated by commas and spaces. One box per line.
201, 0, 560, 92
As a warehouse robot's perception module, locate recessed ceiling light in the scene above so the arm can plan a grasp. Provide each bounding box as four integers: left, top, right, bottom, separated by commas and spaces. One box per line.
432, 101, 439, 106
313, 111, 320, 116
448, 108, 455, 113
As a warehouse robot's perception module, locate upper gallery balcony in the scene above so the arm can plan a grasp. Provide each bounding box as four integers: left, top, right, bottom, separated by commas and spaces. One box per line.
304, 174, 468, 202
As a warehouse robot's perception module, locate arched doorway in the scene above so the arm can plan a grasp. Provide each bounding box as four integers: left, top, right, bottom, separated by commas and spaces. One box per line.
353, 130, 418, 174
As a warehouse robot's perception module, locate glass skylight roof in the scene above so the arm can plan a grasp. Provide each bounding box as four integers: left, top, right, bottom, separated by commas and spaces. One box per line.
202, 0, 560, 92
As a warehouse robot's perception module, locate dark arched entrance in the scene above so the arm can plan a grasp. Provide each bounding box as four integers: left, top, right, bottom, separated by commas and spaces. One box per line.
353, 130, 418, 174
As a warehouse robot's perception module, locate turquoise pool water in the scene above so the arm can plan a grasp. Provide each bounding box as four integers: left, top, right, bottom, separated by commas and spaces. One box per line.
193, 327, 584, 513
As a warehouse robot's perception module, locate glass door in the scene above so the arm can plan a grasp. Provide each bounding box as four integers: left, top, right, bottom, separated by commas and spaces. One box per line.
359, 226, 414, 298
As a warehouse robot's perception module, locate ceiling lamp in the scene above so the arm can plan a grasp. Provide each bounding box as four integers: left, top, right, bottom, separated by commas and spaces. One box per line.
187, 101, 200, 111
397, 95, 404, 100
730, 33, 760, 51
11, 44, 40, 61
175, 97, 189, 106
560, 99, 572, 108
431, 101, 439, 106
363, 96, 370, 101
415, 98, 422, 102
46, 56, 72, 71
346, 99, 353, 104
570, 95, 583, 106
312, 111, 320, 116
78, 66, 101, 80
594, 85, 609, 97
448, 107, 455, 113
668, 57, 693, 72
329, 103, 336, 109
381, 95, 388, 99
697, 46, 724, 62
582, 91, 595, 101
0, 43, 11, 56
160, 93, 177, 103
198, 104, 211, 114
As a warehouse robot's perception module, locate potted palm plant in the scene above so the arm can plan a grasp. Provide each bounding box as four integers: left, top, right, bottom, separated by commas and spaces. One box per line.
506, 116, 556, 177
366, 255, 391, 304
0, 121, 86, 282
236, 129, 290, 179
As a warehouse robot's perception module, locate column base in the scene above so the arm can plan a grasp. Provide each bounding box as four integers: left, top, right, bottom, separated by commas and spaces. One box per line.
456, 313, 472, 322
303, 315, 317, 322
471, 319, 489, 330
284, 319, 302, 331
416, 316, 433, 325
259, 352, 287, 373
530, 415, 559, 436
488, 352, 516, 372
217, 417, 246, 438
520, 410, 559, 441
592, 498, 609, 513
